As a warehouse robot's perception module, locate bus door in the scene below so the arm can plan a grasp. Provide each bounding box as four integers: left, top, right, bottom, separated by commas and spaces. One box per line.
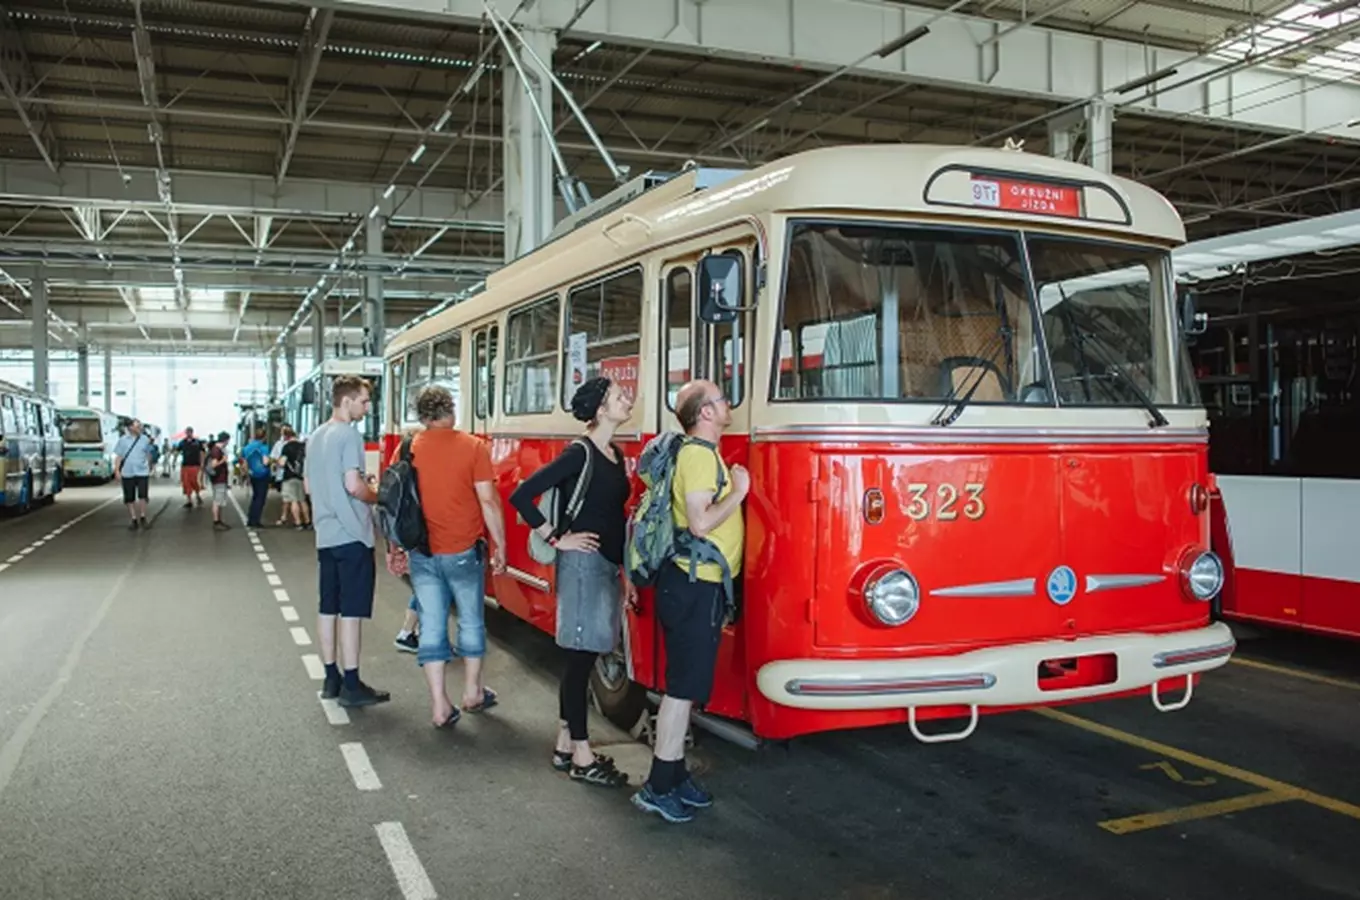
653, 244, 755, 716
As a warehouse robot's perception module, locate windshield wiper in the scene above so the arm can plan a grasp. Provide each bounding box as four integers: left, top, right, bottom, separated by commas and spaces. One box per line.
931, 325, 1012, 427
1057, 288, 1169, 428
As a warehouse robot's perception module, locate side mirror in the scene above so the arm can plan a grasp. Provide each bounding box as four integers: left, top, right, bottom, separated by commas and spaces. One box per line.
301, 381, 316, 404
1180, 292, 1207, 336
697, 253, 744, 324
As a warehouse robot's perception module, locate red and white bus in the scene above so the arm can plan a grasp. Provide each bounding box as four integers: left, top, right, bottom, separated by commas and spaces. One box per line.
383, 143, 1234, 743
282, 356, 385, 473
1196, 306, 1360, 640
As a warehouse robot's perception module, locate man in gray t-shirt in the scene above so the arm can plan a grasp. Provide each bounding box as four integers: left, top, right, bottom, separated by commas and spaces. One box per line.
113, 419, 156, 531
303, 375, 389, 709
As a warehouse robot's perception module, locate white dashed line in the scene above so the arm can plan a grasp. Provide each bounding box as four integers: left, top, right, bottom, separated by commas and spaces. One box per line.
301, 654, 325, 680
375, 822, 437, 900
267, 574, 283, 586
256, 553, 270, 562
261, 563, 276, 573
0, 564, 8, 573
6, 556, 20, 564
18, 548, 33, 556
340, 743, 381, 790
32, 540, 45, 546
319, 694, 351, 725
273, 588, 290, 603
0, 496, 120, 576
280, 606, 299, 622
289, 627, 312, 646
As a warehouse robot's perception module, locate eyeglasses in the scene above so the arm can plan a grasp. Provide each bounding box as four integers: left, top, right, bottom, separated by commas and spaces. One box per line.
703, 393, 729, 409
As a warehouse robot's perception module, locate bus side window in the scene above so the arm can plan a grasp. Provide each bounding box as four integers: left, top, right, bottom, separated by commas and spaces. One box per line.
475, 326, 498, 420
665, 267, 694, 410
388, 357, 405, 426
708, 249, 747, 408
0, 395, 13, 433
564, 269, 642, 410
433, 333, 462, 422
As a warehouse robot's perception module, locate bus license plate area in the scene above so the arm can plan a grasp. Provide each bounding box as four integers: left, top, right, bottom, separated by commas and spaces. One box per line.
1036, 652, 1118, 692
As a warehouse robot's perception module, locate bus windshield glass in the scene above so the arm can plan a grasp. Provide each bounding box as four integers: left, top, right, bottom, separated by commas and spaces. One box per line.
62, 418, 103, 444
776, 221, 1195, 409
1030, 237, 1196, 408
776, 222, 1041, 403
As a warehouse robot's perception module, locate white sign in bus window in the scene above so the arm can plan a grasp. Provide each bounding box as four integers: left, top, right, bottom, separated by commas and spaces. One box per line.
568, 331, 589, 393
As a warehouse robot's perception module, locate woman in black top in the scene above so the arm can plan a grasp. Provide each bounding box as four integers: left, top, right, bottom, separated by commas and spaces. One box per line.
509, 376, 636, 788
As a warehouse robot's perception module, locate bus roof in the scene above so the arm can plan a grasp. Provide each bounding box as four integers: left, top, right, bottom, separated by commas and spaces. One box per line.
387, 142, 1185, 359
0, 378, 55, 403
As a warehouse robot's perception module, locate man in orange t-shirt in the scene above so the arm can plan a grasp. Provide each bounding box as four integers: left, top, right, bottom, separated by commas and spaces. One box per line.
389, 385, 507, 729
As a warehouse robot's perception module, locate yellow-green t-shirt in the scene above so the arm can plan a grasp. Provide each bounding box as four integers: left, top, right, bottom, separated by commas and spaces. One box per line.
671, 441, 743, 582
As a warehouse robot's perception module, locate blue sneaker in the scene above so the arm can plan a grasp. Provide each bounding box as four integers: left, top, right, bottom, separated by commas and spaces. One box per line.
631, 784, 694, 823
675, 776, 713, 809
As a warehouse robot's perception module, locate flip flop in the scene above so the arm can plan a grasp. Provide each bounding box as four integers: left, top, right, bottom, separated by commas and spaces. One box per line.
462, 688, 498, 713
434, 708, 461, 729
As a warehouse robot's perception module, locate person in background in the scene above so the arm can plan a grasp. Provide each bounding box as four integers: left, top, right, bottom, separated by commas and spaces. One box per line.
206, 431, 232, 531
177, 427, 206, 509
631, 378, 748, 824
271, 426, 290, 525
240, 427, 272, 528
387, 385, 506, 728
277, 426, 310, 530
509, 377, 636, 788
391, 422, 425, 655
113, 418, 156, 532
306, 375, 387, 708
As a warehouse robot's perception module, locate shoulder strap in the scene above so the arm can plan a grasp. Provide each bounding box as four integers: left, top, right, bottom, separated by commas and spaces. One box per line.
563, 438, 593, 524
400, 435, 414, 463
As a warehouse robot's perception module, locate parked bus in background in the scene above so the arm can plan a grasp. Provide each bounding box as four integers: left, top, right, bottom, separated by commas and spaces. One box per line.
282, 356, 384, 472
1194, 298, 1360, 640
58, 406, 121, 482
1, 379, 63, 512
383, 144, 1234, 745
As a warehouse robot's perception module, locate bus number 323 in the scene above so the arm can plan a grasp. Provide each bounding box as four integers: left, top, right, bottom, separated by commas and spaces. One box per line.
906, 483, 986, 521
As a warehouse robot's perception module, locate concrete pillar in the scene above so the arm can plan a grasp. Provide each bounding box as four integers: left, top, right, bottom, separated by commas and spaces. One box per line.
284, 339, 296, 390
365, 216, 385, 357
103, 346, 113, 410
268, 351, 279, 400
1046, 101, 1113, 173
1085, 100, 1113, 174
31, 271, 47, 395
166, 357, 177, 434
77, 324, 90, 406
501, 27, 556, 262
311, 302, 325, 367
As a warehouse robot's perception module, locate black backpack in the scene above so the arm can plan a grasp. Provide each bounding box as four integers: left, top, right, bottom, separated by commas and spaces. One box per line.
377, 437, 428, 554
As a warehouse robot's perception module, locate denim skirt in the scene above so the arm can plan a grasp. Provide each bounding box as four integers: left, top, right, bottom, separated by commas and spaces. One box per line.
554, 549, 622, 654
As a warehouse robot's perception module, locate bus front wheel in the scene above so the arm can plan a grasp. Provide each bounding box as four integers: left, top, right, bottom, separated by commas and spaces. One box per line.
590, 646, 648, 735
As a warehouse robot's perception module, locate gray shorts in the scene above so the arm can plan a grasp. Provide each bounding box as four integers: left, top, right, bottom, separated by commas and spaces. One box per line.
281, 480, 305, 503
212, 483, 228, 504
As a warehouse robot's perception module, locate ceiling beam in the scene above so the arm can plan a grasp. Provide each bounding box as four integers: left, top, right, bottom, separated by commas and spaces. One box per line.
0, 160, 505, 229
0, 263, 479, 297
0, 9, 56, 172
277, 8, 335, 186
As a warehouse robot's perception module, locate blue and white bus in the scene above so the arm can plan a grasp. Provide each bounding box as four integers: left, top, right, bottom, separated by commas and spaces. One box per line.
57, 406, 121, 482
1, 379, 63, 511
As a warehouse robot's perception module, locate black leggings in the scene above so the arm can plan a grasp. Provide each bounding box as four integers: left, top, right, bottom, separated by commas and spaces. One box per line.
559, 649, 598, 741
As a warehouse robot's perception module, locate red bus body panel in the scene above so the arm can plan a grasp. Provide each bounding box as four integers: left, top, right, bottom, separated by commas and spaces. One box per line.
477, 431, 1218, 741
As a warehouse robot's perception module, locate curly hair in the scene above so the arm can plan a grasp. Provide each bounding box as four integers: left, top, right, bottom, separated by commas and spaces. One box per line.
415, 385, 455, 423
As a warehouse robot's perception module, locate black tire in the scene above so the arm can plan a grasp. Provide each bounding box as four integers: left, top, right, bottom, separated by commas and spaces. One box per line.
589, 645, 648, 734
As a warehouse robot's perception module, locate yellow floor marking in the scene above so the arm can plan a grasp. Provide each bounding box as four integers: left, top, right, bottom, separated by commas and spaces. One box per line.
1229, 657, 1360, 692
1035, 707, 1360, 823
1099, 791, 1296, 835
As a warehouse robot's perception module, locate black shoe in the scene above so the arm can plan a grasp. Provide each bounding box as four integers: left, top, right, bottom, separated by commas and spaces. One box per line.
321, 672, 342, 700
394, 632, 419, 654
213, 520, 231, 531
128, 520, 139, 531
182, 502, 192, 509
139, 517, 150, 530
338, 681, 391, 708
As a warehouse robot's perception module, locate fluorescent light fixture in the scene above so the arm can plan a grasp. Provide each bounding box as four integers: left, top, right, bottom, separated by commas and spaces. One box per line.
383, 184, 395, 199
1270, 235, 1333, 250
433, 109, 451, 131
368, 204, 380, 218
410, 144, 427, 163
461, 63, 485, 94
876, 25, 930, 57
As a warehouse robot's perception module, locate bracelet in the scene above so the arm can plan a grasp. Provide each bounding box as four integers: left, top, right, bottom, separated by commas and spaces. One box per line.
547, 535, 559, 547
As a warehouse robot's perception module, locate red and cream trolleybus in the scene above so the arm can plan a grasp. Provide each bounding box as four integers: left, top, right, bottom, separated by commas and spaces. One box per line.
382, 143, 1235, 743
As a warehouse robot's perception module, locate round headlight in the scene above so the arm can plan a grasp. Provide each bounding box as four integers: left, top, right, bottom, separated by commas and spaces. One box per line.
1183, 551, 1223, 601
865, 569, 920, 626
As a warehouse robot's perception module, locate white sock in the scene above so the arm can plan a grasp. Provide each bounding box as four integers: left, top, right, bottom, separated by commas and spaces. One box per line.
397, 630, 411, 640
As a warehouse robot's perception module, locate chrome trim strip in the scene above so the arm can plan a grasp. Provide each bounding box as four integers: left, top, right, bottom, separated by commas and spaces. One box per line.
752, 425, 1207, 445
786, 673, 997, 697
930, 578, 1036, 598
1152, 640, 1236, 669
505, 566, 549, 591
1085, 574, 1167, 593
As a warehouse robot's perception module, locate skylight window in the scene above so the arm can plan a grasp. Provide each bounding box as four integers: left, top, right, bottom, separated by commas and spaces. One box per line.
1211, 0, 1360, 79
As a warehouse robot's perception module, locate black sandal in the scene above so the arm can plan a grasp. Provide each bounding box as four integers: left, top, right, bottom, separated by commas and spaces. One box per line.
552, 750, 614, 771
569, 756, 628, 787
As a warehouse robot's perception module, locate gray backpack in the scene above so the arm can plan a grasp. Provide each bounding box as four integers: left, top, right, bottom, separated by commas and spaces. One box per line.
527, 438, 594, 564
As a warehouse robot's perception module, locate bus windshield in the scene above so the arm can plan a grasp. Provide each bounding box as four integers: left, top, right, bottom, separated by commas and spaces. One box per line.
62, 418, 103, 444
776, 220, 1195, 409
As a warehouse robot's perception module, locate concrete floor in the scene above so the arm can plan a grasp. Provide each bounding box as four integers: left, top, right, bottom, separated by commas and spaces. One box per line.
1, 482, 1357, 900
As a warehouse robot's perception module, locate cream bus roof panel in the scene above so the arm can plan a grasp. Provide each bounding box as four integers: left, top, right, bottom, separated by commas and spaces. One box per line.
387, 143, 1185, 360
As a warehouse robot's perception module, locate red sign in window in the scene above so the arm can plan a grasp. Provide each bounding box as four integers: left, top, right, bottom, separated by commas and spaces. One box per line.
970, 176, 1081, 218
599, 355, 639, 402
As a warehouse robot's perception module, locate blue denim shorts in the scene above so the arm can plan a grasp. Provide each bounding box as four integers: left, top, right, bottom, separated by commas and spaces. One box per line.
408, 543, 487, 665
